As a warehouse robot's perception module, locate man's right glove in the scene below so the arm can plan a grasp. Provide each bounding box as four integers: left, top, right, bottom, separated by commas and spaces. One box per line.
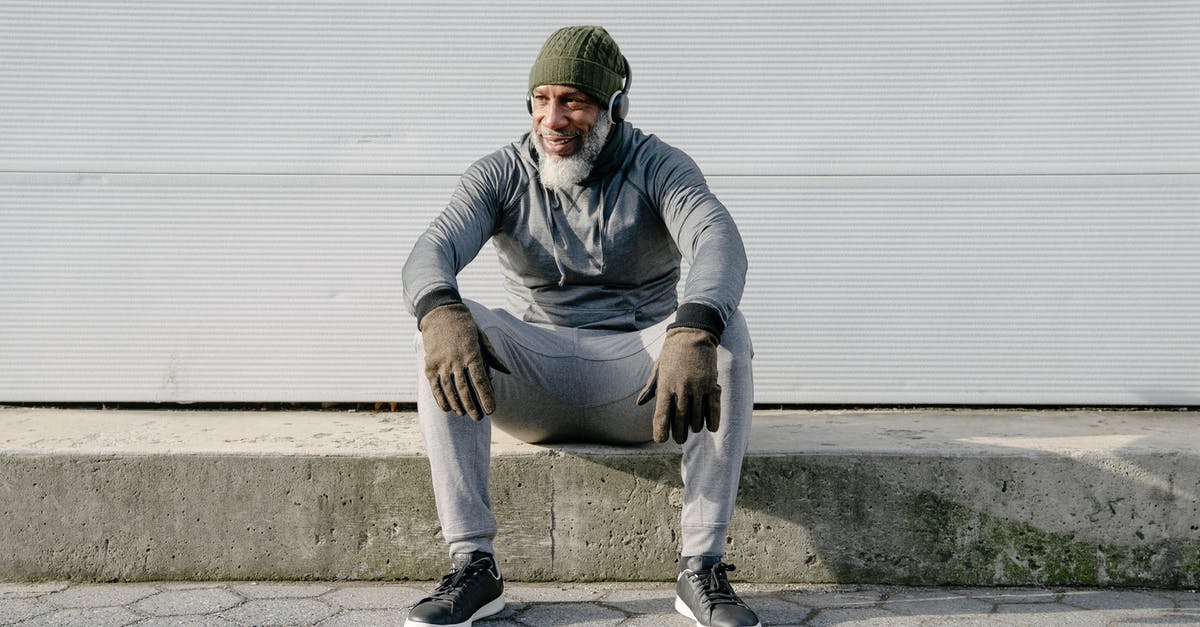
420, 303, 511, 420
636, 326, 721, 444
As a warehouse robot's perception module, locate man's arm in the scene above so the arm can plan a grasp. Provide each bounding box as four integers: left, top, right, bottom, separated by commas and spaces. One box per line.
402, 155, 510, 321
653, 149, 748, 339
402, 155, 513, 419
638, 147, 748, 443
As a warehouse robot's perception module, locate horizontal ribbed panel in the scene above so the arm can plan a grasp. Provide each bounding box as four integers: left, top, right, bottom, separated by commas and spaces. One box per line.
728, 175, 1200, 403
2, 173, 1196, 404
0, 174, 479, 401
2, 1, 1198, 404
1, 1, 1197, 175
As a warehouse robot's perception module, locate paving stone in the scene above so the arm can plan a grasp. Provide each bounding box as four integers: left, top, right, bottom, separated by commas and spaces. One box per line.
320, 583, 426, 609
231, 582, 333, 599
219, 598, 337, 626
487, 600, 525, 621
313, 609, 400, 627
1060, 590, 1175, 611
1109, 609, 1200, 625
882, 590, 994, 616
503, 583, 609, 603
0, 583, 69, 599
45, 585, 160, 608
805, 606, 906, 627
328, 599, 516, 626
513, 601, 626, 626
993, 602, 1085, 614
992, 603, 1111, 626
1163, 590, 1200, 608
1169, 608, 1200, 623
966, 587, 1062, 604
131, 588, 242, 616
133, 617, 242, 626
780, 586, 884, 609
596, 588, 675, 615
618, 613, 693, 626
15, 606, 143, 627
923, 617, 1014, 627
744, 595, 813, 624
156, 583, 227, 591
0, 598, 53, 623
4, 581, 1196, 626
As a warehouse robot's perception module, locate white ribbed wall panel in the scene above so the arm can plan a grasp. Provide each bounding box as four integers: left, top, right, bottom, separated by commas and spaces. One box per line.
2, 173, 1196, 404
732, 175, 1200, 404
0, 174, 485, 402
2, 1, 1198, 404
3, 1, 1197, 175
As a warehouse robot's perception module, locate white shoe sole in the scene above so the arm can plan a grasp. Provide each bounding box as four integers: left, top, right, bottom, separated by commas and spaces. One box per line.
674, 594, 762, 627
404, 595, 506, 627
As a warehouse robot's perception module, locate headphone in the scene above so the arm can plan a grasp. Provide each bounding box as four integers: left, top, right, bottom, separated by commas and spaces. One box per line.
527, 55, 632, 123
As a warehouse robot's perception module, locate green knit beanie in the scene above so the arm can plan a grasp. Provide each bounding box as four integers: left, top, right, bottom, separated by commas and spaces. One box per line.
528, 25, 625, 105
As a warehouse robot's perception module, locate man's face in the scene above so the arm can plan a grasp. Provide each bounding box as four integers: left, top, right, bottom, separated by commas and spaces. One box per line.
530, 85, 604, 160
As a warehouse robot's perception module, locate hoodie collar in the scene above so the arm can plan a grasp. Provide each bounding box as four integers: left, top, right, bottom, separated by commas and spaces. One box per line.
582, 121, 627, 183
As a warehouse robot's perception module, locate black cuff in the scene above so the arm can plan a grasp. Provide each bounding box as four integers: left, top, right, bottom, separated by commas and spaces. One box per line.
668, 302, 726, 340
414, 287, 462, 330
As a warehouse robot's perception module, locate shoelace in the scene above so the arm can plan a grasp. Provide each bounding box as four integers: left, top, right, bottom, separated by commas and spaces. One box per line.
695, 562, 748, 609
421, 558, 487, 606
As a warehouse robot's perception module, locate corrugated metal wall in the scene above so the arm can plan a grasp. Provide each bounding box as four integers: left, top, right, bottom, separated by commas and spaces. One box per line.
2, 1, 1197, 404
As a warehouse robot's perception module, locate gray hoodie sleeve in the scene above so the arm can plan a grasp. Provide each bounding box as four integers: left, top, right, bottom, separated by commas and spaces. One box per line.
402, 154, 509, 321
651, 147, 748, 336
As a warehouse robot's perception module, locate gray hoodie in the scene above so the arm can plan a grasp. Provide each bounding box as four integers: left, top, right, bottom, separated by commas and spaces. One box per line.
403, 122, 747, 336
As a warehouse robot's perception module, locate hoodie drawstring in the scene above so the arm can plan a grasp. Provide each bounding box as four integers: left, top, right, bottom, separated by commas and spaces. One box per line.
541, 184, 568, 287
596, 184, 606, 274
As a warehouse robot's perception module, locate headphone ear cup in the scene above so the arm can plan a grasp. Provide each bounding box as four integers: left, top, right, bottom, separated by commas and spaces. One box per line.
608, 91, 629, 123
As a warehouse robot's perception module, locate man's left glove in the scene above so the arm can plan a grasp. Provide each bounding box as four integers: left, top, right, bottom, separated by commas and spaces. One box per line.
420, 303, 511, 421
637, 327, 721, 444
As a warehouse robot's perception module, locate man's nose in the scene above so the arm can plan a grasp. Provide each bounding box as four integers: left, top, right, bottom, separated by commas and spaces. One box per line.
542, 101, 568, 129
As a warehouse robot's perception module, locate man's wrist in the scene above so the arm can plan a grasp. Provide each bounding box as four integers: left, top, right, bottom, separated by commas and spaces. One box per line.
415, 287, 463, 330
667, 302, 725, 341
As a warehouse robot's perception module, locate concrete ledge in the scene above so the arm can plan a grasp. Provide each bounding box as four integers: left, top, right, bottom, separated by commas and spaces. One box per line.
2, 406, 1199, 586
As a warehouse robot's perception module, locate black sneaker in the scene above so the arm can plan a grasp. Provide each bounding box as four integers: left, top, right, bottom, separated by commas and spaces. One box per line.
404, 551, 505, 627
675, 556, 762, 627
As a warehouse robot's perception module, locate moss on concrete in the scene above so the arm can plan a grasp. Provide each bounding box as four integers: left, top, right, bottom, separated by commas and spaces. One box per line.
903, 491, 1200, 588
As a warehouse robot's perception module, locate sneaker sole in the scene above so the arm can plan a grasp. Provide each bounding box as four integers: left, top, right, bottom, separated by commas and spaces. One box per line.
674, 594, 762, 627
403, 595, 506, 627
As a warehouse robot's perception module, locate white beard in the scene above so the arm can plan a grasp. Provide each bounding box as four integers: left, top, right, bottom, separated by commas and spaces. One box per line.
533, 110, 612, 190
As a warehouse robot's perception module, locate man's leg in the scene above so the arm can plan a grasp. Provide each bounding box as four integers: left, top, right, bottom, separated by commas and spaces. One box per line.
565, 309, 755, 551
414, 345, 498, 557
409, 321, 504, 627
410, 300, 555, 627
660, 311, 761, 627
568, 312, 758, 627
414, 300, 589, 554
678, 310, 754, 558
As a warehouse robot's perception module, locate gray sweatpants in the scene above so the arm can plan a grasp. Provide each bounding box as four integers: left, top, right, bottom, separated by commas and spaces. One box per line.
414, 299, 754, 559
